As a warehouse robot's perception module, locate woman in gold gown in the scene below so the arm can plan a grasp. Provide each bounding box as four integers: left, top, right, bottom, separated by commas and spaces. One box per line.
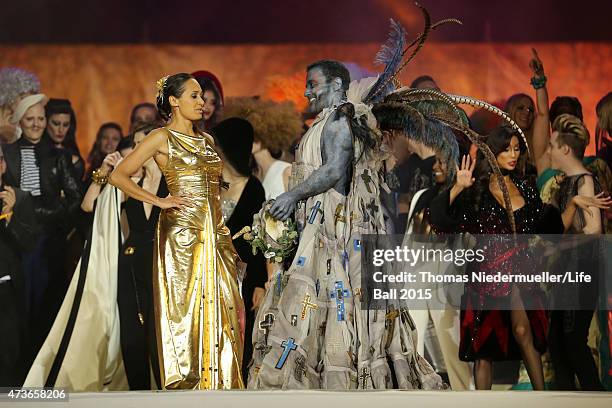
110, 73, 244, 390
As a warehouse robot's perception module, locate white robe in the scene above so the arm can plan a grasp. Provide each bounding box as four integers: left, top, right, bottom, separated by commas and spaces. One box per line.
24, 185, 128, 391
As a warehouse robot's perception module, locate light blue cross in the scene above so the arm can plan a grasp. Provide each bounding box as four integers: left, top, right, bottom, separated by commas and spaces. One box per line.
330, 281, 351, 321
275, 337, 298, 369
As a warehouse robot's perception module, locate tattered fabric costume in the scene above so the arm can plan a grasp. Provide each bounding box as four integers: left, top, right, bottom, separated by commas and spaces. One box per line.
248, 97, 443, 389
246, 6, 467, 390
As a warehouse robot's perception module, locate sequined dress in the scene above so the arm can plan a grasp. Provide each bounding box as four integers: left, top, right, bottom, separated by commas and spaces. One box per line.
154, 128, 244, 389
430, 175, 563, 361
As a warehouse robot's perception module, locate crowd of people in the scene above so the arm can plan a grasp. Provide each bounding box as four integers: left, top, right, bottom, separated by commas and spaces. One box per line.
0, 43, 611, 392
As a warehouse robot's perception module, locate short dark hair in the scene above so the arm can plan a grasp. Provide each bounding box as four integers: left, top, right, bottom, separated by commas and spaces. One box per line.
410, 75, 436, 89
306, 60, 350, 91
550, 96, 583, 124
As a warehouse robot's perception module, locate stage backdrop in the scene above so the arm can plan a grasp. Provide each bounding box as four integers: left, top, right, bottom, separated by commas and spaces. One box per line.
1, 43, 611, 157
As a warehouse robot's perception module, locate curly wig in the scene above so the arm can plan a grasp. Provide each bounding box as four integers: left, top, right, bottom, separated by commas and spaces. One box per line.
0, 68, 41, 106
222, 97, 302, 157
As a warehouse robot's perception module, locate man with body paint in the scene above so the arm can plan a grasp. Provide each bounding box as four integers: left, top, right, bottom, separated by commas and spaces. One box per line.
247, 60, 443, 390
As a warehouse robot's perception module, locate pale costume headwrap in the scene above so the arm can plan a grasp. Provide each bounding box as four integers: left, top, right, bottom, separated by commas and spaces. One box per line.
24, 185, 128, 391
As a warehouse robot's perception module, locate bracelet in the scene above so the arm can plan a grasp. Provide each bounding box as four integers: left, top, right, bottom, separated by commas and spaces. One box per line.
91, 168, 109, 185
530, 75, 547, 89
0, 211, 13, 221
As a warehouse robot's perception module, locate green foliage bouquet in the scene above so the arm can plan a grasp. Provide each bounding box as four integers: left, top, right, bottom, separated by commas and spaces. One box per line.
233, 201, 298, 264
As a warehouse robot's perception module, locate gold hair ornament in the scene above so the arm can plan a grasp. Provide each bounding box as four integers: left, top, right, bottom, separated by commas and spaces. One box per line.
156, 75, 169, 103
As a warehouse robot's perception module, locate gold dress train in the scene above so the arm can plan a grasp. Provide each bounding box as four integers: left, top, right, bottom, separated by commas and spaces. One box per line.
154, 128, 244, 389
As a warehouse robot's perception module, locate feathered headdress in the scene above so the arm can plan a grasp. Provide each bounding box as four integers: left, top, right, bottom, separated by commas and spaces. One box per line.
363, 3, 462, 104
362, 3, 531, 233
386, 87, 530, 234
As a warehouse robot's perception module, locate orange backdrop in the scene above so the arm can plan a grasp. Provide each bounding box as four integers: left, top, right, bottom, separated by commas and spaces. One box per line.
1, 42, 611, 156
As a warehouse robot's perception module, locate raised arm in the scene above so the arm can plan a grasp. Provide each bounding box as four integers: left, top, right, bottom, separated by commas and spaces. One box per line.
269, 115, 353, 220
81, 152, 122, 212
429, 154, 474, 233
529, 48, 551, 175
109, 129, 190, 210
449, 154, 476, 205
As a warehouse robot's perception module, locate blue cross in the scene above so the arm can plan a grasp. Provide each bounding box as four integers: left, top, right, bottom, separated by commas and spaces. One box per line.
297, 256, 306, 267
353, 239, 361, 251
342, 250, 349, 271
275, 273, 282, 296
275, 337, 298, 369
330, 281, 351, 321
308, 201, 322, 224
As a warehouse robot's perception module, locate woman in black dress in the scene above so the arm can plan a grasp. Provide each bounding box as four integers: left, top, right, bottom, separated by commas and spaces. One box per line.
211, 117, 268, 383
81, 122, 167, 389
116, 124, 167, 390
430, 126, 610, 390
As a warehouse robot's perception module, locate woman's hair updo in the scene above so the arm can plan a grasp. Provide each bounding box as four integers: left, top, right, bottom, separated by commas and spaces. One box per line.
156, 73, 195, 121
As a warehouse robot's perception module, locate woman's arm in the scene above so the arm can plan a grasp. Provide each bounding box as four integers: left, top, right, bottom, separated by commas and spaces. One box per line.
529, 49, 551, 175
577, 176, 604, 234
449, 154, 476, 206
109, 129, 190, 210
560, 192, 611, 232
429, 155, 475, 233
81, 152, 122, 212
80, 183, 103, 213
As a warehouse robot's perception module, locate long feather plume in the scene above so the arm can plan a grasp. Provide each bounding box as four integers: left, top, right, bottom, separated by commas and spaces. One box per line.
363, 18, 407, 103
365, 3, 462, 103
447, 94, 531, 159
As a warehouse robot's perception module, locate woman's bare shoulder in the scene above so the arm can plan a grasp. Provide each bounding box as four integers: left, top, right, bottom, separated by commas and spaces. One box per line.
148, 127, 170, 140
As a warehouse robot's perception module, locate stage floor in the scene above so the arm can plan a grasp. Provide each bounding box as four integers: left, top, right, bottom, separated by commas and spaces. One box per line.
2, 390, 610, 408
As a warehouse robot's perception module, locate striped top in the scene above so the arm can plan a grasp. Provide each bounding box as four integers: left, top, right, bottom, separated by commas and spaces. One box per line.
19, 145, 41, 196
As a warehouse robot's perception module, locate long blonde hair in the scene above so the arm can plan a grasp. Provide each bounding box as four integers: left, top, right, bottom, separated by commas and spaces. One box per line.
504, 93, 535, 131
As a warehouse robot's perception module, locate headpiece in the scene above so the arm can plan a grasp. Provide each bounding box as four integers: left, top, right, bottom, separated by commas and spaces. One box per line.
156, 75, 169, 103
364, 4, 530, 233
0, 68, 41, 107
11, 93, 49, 124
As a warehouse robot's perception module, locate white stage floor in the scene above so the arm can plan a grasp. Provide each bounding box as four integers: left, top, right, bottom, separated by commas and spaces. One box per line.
2, 390, 610, 408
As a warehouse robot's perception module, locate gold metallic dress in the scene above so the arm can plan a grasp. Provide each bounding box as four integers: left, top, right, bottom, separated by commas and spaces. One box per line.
154, 128, 244, 390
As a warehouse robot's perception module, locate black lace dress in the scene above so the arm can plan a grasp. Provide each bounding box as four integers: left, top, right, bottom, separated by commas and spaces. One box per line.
430, 175, 563, 361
